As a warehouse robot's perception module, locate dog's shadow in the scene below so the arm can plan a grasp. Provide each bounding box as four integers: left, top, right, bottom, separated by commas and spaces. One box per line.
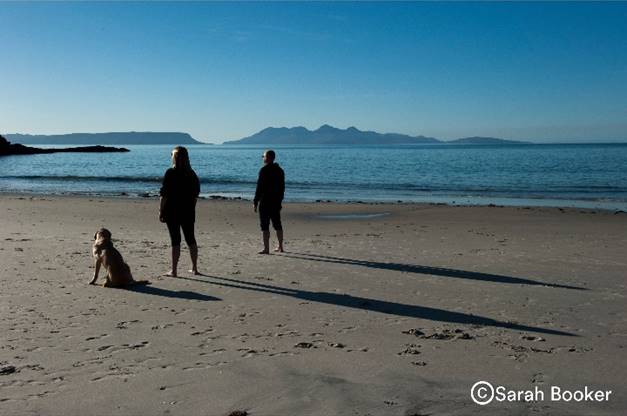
127, 284, 220, 301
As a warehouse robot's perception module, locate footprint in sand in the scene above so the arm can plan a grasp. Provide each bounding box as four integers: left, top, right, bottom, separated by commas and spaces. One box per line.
521, 335, 546, 342
199, 348, 226, 357
85, 334, 108, 341
238, 348, 266, 358
338, 325, 359, 334
403, 328, 475, 340
268, 351, 296, 357
116, 320, 140, 329
532, 373, 545, 384
190, 328, 215, 336
182, 361, 228, 370
0, 365, 17, 375
397, 344, 421, 356
126, 341, 149, 350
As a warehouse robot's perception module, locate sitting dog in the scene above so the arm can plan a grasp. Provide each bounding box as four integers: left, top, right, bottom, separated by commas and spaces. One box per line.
90, 228, 149, 287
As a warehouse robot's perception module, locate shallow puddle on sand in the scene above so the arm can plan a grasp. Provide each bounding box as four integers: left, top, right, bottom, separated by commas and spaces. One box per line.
314, 212, 390, 220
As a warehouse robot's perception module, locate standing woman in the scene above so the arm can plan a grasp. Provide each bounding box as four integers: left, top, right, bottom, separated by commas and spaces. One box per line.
159, 146, 201, 276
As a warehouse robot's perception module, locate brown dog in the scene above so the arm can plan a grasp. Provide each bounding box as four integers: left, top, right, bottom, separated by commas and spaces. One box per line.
90, 228, 149, 287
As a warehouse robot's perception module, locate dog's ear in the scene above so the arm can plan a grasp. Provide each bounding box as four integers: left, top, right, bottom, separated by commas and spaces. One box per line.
94, 231, 98, 240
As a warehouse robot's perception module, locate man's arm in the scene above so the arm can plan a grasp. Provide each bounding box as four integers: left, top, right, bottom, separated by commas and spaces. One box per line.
279, 168, 285, 202
253, 168, 264, 211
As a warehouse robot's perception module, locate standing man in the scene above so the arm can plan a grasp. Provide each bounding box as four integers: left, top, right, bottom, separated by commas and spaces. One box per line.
254, 149, 285, 254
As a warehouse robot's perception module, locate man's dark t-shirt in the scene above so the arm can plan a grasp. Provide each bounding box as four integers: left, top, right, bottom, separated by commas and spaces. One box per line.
254, 163, 285, 209
160, 168, 200, 223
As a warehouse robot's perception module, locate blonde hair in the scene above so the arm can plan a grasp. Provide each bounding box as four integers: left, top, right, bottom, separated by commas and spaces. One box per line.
171, 146, 191, 171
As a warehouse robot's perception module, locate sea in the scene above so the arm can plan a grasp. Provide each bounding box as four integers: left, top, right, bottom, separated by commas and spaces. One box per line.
1, 143, 626, 211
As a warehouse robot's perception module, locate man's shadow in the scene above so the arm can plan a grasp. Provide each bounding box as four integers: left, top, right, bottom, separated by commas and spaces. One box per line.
280, 252, 586, 291
183, 274, 575, 337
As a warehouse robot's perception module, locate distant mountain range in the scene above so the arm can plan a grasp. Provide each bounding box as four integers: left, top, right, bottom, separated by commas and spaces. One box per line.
3, 126, 530, 146
4, 132, 202, 145
224, 125, 530, 145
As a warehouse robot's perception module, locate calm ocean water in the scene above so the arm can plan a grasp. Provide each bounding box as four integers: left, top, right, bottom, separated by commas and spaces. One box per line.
1, 143, 626, 210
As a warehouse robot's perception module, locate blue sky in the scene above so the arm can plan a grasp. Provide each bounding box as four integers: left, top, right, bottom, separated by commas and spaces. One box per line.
1, 2, 626, 143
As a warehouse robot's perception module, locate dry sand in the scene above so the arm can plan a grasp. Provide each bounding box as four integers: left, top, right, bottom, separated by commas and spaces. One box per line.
1, 195, 626, 415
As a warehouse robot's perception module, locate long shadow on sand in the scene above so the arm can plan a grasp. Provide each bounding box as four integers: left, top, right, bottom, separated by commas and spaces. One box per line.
127, 284, 221, 301
183, 274, 575, 337
280, 252, 585, 291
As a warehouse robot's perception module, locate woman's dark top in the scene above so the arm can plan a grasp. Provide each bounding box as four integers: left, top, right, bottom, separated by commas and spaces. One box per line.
160, 167, 200, 223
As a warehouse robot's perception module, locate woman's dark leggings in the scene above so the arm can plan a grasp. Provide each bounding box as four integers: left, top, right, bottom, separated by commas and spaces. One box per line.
166, 221, 197, 246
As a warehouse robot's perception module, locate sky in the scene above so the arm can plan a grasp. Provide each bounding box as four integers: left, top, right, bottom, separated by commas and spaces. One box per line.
1, 2, 626, 144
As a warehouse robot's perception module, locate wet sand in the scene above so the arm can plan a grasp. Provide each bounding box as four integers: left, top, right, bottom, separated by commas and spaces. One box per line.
1, 195, 626, 415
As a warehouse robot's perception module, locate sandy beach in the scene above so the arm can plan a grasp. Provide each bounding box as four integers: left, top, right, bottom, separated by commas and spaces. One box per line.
1, 195, 626, 415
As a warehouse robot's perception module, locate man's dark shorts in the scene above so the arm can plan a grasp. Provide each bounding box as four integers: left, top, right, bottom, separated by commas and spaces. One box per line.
259, 204, 282, 231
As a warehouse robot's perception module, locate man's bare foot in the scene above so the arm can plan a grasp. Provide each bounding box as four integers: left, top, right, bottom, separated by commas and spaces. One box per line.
188, 269, 200, 275
274, 247, 284, 253
258, 250, 269, 255
164, 271, 178, 277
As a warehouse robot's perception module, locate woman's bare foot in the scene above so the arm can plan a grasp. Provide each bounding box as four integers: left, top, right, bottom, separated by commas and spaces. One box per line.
188, 269, 200, 275
258, 249, 269, 255
274, 247, 284, 253
164, 271, 178, 277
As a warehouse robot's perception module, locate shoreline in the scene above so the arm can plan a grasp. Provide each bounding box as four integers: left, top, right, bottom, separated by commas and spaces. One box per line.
1, 190, 626, 213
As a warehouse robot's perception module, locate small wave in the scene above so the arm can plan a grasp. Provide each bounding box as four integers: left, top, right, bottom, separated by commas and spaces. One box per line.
0, 175, 259, 186
285, 181, 627, 195
1, 175, 626, 196
0, 175, 163, 183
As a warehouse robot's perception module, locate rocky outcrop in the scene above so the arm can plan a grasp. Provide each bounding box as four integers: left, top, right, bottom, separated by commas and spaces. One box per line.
0, 135, 129, 156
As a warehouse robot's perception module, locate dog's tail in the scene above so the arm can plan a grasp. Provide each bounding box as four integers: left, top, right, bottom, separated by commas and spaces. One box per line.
132, 280, 151, 286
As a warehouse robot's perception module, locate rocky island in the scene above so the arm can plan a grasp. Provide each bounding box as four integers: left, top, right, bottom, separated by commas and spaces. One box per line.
0, 135, 129, 156
5, 131, 203, 145
224, 125, 530, 145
